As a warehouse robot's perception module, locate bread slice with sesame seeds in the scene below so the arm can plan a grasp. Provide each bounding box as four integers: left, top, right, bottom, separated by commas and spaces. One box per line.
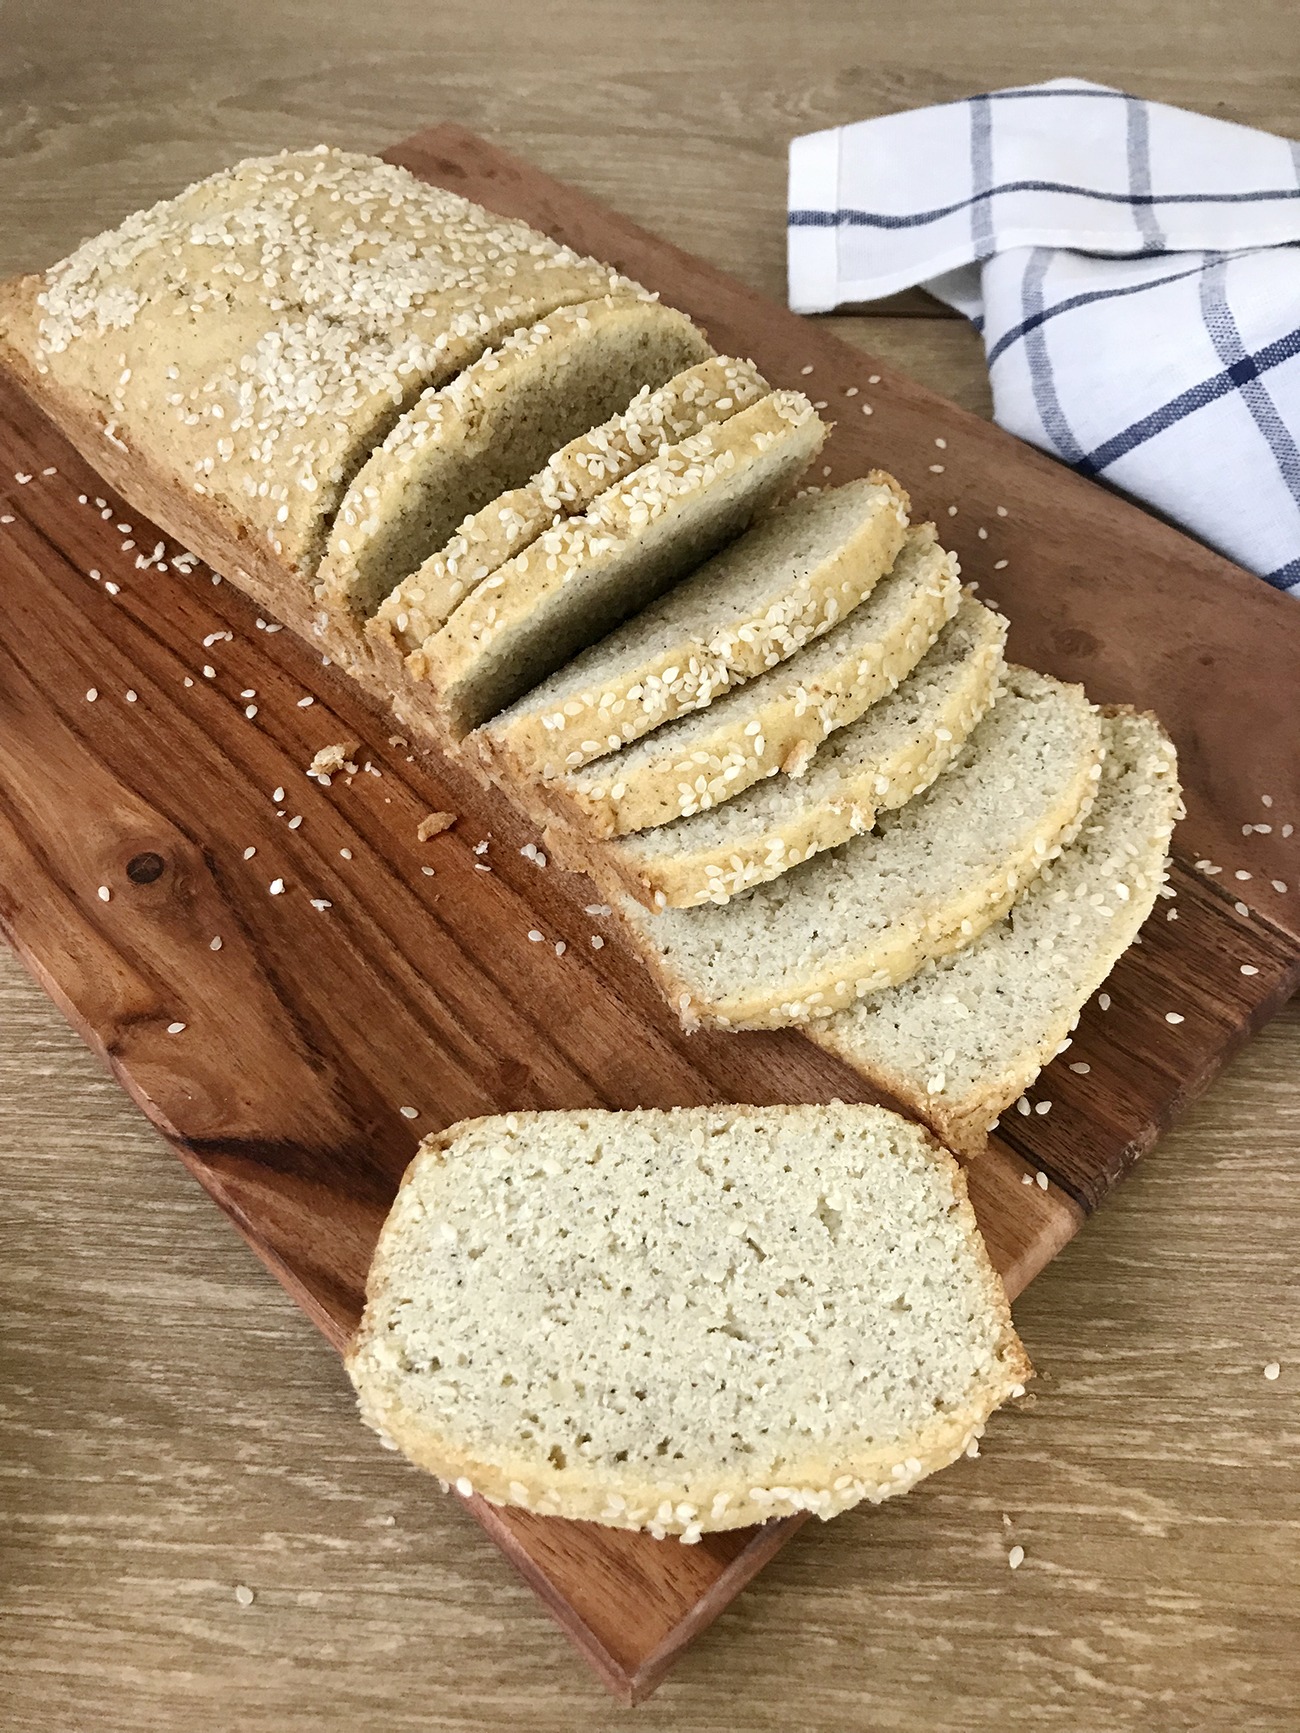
345, 1103, 1030, 1537
552, 594, 1007, 909
811, 708, 1182, 1156
316, 297, 714, 651
0, 147, 644, 586
365, 355, 770, 677
475, 474, 910, 783
617, 667, 1104, 1031
532, 524, 961, 840
407, 391, 826, 738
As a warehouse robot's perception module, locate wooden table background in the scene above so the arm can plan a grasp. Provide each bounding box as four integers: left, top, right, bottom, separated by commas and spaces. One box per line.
1, 4, 1297, 1728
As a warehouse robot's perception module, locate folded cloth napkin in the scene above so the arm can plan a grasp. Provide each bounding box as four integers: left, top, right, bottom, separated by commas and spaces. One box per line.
788, 79, 1300, 594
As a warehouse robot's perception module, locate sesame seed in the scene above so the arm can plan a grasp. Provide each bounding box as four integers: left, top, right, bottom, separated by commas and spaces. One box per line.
591, 935, 604, 949
868, 374, 881, 384
1036, 1170, 1049, 1189
97, 885, 111, 902
947, 504, 958, 516
1240, 964, 1259, 975
1015, 1097, 1030, 1116
861, 403, 873, 415
240, 688, 256, 700
234, 1585, 255, 1607
934, 437, 947, 449
1165, 1012, 1184, 1024
125, 689, 137, 703
399, 1106, 418, 1119
527, 929, 544, 942
555, 941, 566, 957
799, 364, 814, 376
420, 866, 435, 876
104, 580, 120, 596
288, 815, 302, 830
1098, 993, 1111, 1011
273, 786, 285, 803
977, 527, 988, 539
269, 879, 285, 895
1263, 1362, 1280, 1380
1273, 881, 1288, 893
339, 848, 353, 860
309, 897, 331, 911
203, 665, 215, 678
209, 936, 222, 951
1235, 901, 1250, 916
1021, 1173, 1033, 1185
243, 847, 256, 860
993, 559, 1008, 570
167, 1021, 187, 1035
245, 705, 258, 719
585, 904, 612, 916
297, 695, 314, 707
1235, 870, 1251, 881
929, 463, 945, 473
85, 687, 97, 702
1261, 794, 1273, 806
1069, 1061, 1090, 1074
1008, 1545, 1025, 1570
996, 505, 1008, 517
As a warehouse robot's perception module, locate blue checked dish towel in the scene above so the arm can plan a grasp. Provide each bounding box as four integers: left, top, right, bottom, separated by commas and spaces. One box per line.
787, 79, 1300, 596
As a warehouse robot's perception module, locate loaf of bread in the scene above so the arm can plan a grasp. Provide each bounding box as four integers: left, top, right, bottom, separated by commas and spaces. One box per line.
346, 1104, 1030, 1537
0, 147, 641, 612
476, 475, 909, 781
617, 667, 1103, 1029
552, 595, 1006, 908
811, 708, 1182, 1153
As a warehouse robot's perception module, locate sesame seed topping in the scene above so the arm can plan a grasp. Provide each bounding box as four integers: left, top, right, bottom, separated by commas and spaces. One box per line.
1036, 1170, 1049, 1189
1236, 870, 1251, 881
1098, 994, 1111, 1011
167, 1021, 187, 1035
399, 1106, 418, 1119
269, 878, 285, 895
97, 885, 111, 902
591, 935, 604, 949
297, 695, 314, 707
209, 936, 222, 951
1264, 1362, 1281, 1380
527, 929, 543, 942
85, 687, 97, 702
243, 846, 256, 860
124, 689, 137, 703
1165, 1011, 1184, 1024
1240, 963, 1259, 975
1069, 1061, 1090, 1074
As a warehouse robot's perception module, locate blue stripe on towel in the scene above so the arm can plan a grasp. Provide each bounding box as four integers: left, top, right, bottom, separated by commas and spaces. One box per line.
788, 183, 1300, 229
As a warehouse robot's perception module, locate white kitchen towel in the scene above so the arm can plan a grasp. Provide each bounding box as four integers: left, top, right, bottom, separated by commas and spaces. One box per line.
788, 79, 1300, 594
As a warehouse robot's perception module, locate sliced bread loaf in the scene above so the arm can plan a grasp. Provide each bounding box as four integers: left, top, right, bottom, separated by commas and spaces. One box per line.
345, 1103, 1030, 1536
475, 474, 910, 781
0, 148, 643, 576
555, 595, 1006, 908
811, 709, 1181, 1155
366, 355, 769, 668
535, 524, 960, 838
408, 391, 825, 738
619, 667, 1104, 1030
315, 296, 711, 639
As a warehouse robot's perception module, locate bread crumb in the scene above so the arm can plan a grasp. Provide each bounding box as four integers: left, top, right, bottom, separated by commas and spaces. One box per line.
309, 741, 359, 779
417, 811, 457, 842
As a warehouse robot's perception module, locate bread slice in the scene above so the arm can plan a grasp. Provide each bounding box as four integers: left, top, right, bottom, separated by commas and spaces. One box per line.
0, 148, 642, 579
408, 391, 825, 737
315, 296, 713, 646
811, 709, 1182, 1155
559, 595, 1006, 908
618, 667, 1104, 1030
345, 1103, 1030, 1537
536, 524, 960, 839
475, 474, 910, 782
366, 355, 770, 672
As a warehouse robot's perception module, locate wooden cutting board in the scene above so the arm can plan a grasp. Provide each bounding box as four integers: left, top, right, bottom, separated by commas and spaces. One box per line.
1, 125, 1298, 1704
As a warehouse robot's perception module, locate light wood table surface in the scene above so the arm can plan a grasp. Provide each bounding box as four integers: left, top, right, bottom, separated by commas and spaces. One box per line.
2, 5, 1297, 1728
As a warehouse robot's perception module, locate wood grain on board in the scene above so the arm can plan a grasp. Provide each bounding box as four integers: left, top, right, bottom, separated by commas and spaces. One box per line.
0, 126, 1298, 1701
